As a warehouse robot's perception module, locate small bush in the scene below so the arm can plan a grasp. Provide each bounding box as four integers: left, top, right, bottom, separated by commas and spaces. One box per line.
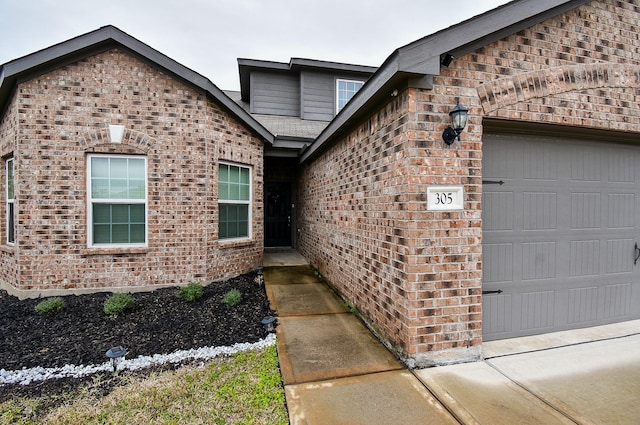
35, 297, 66, 315
177, 282, 204, 302
223, 289, 242, 307
104, 293, 135, 315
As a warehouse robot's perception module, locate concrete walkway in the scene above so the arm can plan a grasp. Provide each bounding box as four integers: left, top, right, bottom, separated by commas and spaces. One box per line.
263, 252, 640, 425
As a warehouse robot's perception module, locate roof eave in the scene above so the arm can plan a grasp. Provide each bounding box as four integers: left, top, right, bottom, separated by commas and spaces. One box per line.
396, 0, 590, 73
300, 0, 589, 163
0, 25, 274, 145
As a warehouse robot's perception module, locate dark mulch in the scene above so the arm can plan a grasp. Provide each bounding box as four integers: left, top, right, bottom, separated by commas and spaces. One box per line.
0, 271, 273, 402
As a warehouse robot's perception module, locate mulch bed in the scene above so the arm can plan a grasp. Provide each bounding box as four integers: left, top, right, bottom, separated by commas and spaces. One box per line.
0, 271, 274, 401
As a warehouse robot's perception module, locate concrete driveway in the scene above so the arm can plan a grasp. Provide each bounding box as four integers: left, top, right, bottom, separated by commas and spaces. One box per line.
417, 333, 640, 424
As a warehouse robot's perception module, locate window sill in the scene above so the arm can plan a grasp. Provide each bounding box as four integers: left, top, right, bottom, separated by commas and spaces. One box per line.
218, 239, 255, 249
82, 246, 149, 256
0, 245, 16, 254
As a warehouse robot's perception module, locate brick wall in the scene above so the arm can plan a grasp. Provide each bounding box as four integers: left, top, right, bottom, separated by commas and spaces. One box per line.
0, 90, 18, 288
297, 0, 640, 366
0, 48, 264, 296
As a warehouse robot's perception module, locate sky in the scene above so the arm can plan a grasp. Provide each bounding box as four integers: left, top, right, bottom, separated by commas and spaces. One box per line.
0, 0, 511, 91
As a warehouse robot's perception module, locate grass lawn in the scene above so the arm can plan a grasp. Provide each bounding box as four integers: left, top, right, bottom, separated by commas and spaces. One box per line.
1, 345, 288, 425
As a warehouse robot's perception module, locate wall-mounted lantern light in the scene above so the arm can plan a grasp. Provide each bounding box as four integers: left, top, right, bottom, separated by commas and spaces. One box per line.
442, 99, 469, 145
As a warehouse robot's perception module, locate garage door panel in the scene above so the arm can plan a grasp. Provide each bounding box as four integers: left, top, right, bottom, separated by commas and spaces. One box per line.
521, 241, 557, 280
483, 133, 640, 341
569, 240, 600, 276
607, 193, 635, 228
483, 243, 513, 283
570, 193, 601, 229
523, 192, 557, 230
608, 149, 635, 183
571, 147, 601, 181
483, 192, 514, 231
520, 290, 555, 331
602, 282, 633, 319
605, 238, 634, 274
483, 138, 519, 180
484, 293, 513, 335
523, 142, 558, 180
567, 286, 599, 324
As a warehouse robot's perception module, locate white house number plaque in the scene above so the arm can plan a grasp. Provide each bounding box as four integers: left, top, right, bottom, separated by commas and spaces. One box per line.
427, 186, 464, 211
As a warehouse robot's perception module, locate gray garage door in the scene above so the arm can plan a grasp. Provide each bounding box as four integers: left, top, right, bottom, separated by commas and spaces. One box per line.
482, 133, 640, 341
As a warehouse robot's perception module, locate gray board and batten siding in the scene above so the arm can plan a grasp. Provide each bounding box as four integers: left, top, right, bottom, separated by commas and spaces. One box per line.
248, 69, 370, 121
482, 131, 640, 341
250, 71, 300, 117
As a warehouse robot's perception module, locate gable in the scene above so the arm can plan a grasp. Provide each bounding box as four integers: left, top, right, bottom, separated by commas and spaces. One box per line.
0, 25, 273, 145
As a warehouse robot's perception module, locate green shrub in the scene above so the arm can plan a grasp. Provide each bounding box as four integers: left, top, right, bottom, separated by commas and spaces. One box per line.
104, 293, 135, 315
35, 297, 66, 315
177, 282, 204, 302
223, 289, 242, 307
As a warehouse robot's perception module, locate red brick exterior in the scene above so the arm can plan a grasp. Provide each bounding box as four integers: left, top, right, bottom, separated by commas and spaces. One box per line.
0, 49, 264, 296
297, 0, 640, 366
2, 0, 638, 362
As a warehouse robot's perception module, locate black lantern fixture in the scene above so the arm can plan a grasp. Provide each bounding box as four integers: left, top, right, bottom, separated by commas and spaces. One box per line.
442, 99, 469, 145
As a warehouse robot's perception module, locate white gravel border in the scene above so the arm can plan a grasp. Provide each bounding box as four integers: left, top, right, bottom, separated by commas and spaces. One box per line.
1, 333, 276, 386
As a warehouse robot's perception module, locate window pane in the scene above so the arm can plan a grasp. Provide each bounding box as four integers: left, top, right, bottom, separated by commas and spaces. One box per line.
92, 203, 145, 245
7, 159, 14, 200
93, 224, 111, 244
229, 166, 240, 184
128, 159, 145, 179
130, 204, 145, 223
7, 202, 14, 243
92, 179, 109, 199
228, 205, 238, 221
229, 183, 240, 200
110, 158, 128, 177
219, 164, 229, 183
111, 224, 129, 243
240, 185, 250, 201
91, 157, 109, 178
93, 204, 111, 223
238, 205, 248, 221
219, 181, 229, 200
130, 224, 145, 243
238, 220, 248, 237
219, 221, 228, 239
218, 203, 249, 240
91, 156, 146, 200
337, 80, 363, 113
129, 179, 146, 199
110, 179, 128, 199
111, 204, 129, 223
240, 168, 249, 184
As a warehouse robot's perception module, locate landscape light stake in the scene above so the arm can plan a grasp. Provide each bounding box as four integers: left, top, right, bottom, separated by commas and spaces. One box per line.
261, 316, 276, 332
106, 346, 127, 372
256, 266, 264, 285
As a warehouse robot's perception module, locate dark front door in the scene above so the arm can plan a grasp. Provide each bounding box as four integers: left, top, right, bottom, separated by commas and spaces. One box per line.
265, 182, 292, 247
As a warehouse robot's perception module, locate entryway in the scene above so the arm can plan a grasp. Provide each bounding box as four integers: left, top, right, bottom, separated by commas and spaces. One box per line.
265, 182, 292, 247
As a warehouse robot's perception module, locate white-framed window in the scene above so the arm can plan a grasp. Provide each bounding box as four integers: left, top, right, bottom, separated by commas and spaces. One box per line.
87, 154, 147, 247
218, 162, 251, 240
336, 79, 364, 113
6, 158, 14, 245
